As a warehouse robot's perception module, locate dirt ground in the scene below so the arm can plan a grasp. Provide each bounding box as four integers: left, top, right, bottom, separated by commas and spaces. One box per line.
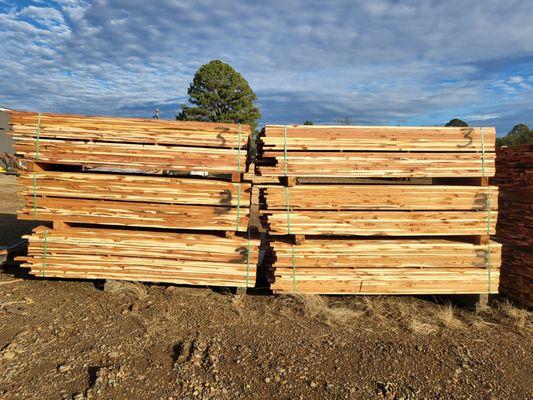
0, 174, 532, 400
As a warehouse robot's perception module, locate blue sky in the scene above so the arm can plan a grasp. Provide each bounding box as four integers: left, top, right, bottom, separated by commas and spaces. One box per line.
1, 0, 532, 135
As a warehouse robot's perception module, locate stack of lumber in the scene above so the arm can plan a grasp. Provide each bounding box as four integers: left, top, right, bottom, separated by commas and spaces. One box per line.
11, 111, 249, 174
20, 227, 259, 287
258, 125, 500, 295
267, 239, 501, 294
492, 144, 532, 307
10, 110, 257, 288
255, 125, 496, 178
258, 185, 497, 236
18, 171, 251, 231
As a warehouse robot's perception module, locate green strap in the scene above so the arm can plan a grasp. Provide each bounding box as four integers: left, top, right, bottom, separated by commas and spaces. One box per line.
32, 113, 42, 223
35, 112, 41, 161
235, 183, 241, 231
284, 186, 291, 235
487, 186, 492, 293
481, 127, 492, 293
33, 173, 38, 222
237, 124, 242, 173
283, 125, 288, 176
480, 127, 485, 178
41, 228, 48, 278
245, 227, 251, 288
291, 245, 297, 292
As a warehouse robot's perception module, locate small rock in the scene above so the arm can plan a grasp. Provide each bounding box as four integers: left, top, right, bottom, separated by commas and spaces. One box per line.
264, 377, 271, 383
310, 381, 317, 388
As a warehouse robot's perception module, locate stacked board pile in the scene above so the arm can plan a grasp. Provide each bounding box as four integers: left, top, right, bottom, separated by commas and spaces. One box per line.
492, 144, 533, 307
256, 125, 501, 294
9, 111, 259, 287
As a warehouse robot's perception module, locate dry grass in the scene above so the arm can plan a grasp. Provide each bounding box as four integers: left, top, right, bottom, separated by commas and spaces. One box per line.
408, 319, 437, 334
288, 294, 362, 326
436, 303, 462, 329
103, 279, 148, 300
231, 292, 246, 315
497, 300, 531, 329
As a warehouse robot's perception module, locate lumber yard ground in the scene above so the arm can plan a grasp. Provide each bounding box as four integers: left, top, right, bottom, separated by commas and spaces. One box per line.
0, 174, 532, 400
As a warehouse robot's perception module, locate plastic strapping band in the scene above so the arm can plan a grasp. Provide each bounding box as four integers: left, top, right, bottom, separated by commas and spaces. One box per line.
35, 113, 41, 161
41, 228, 48, 278
237, 124, 242, 173
283, 125, 288, 176
487, 186, 492, 293
235, 183, 241, 231
291, 245, 297, 292
33, 174, 38, 222
480, 127, 486, 178
33, 113, 41, 223
285, 186, 291, 235
245, 227, 251, 288
481, 127, 492, 293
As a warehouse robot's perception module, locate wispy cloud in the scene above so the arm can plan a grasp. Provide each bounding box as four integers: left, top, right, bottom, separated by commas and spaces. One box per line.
1, 0, 532, 134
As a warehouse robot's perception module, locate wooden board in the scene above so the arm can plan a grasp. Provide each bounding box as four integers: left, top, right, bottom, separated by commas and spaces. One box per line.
15, 139, 247, 174
258, 185, 498, 210
256, 151, 495, 178
268, 238, 500, 294
20, 226, 259, 288
262, 210, 497, 236
271, 269, 499, 294
19, 197, 250, 232
10, 111, 251, 148
270, 238, 501, 268
21, 171, 251, 207
260, 125, 496, 152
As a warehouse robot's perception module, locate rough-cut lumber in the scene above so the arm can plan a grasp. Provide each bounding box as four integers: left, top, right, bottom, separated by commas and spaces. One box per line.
19, 197, 250, 232
19, 226, 259, 287
262, 210, 497, 236
10, 111, 250, 148
270, 238, 501, 268
268, 238, 500, 294
256, 151, 495, 178
15, 140, 247, 174
258, 185, 498, 210
259, 125, 496, 152
271, 270, 499, 295
255, 125, 496, 178
20, 171, 251, 206
492, 144, 532, 307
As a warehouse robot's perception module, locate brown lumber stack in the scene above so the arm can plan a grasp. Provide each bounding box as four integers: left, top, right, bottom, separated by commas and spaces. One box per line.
257, 124, 500, 295
11, 111, 249, 174
492, 144, 533, 307
20, 227, 259, 287
11, 110, 257, 288
256, 125, 496, 177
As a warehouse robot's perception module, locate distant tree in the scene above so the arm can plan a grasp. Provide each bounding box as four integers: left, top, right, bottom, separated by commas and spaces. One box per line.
496, 123, 533, 147
339, 116, 352, 125
303, 120, 314, 125
177, 60, 261, 132
445, 118, 468, 127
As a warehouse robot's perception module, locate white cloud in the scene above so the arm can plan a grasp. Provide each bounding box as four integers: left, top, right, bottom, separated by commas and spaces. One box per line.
0, 0, 532, 133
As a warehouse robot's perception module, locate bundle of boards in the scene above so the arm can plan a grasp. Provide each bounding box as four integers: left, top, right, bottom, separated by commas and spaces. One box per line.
255, 124, 501, 295
492, 144, 532, 307
9, 111, 257, 288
